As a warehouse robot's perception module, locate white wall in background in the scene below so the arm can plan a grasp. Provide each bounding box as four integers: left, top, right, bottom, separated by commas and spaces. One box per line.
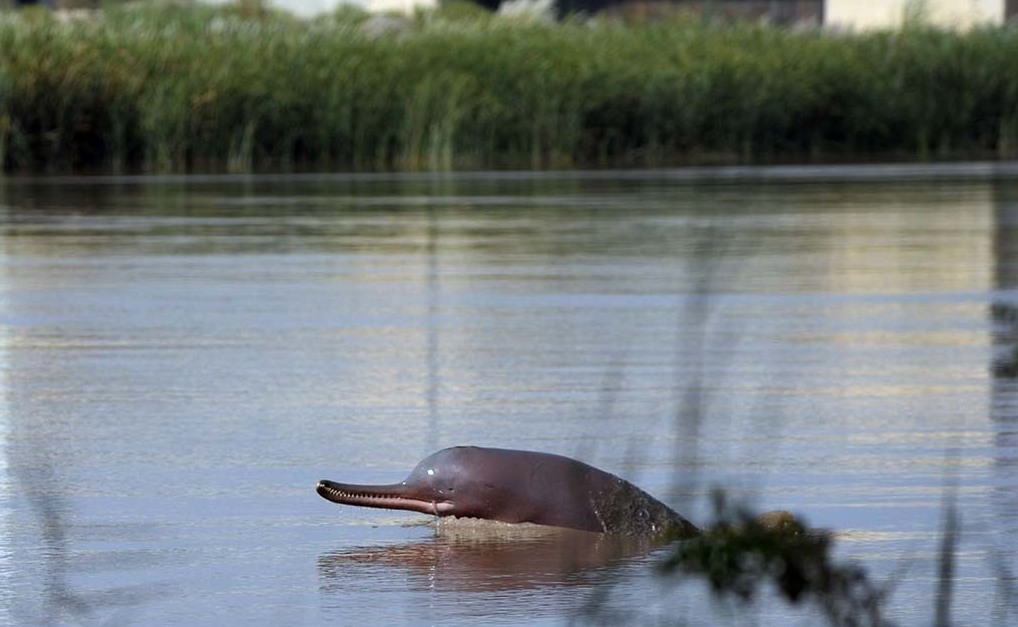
826, 0, 1004, 30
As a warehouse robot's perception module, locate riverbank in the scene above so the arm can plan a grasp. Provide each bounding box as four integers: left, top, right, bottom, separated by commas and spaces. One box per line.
2, 1, 1018, 173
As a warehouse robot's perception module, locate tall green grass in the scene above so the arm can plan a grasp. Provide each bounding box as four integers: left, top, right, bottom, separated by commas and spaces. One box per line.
3, 2, 1018, 172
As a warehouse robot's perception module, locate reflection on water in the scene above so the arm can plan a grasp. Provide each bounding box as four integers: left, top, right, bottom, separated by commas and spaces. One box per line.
319, 521, 658, 592
317, 522, 669, 624
0, 164, 1017, 625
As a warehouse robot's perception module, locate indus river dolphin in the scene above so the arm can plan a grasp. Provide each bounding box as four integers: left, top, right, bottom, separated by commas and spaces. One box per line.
317, 446, 701, 537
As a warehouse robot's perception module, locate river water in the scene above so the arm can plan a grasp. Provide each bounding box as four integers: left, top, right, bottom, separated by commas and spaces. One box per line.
1, 164, 1016, 625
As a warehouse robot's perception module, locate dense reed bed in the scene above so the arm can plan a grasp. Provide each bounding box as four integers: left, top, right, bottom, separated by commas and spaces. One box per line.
2, 2, 1018, 172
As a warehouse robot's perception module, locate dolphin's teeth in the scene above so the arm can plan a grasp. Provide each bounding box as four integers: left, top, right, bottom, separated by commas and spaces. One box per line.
321, 485, 403, 502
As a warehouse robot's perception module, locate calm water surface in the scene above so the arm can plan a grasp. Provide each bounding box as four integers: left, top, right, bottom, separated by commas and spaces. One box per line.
1, 165, 1016, 625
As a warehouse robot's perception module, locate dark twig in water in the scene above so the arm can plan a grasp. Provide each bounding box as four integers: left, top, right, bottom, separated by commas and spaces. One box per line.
22, 483, 92, 623
670, 222, 742, 512
990, 302, 1018, 378
934, 456, 960, 627
989, 547, 1018, 624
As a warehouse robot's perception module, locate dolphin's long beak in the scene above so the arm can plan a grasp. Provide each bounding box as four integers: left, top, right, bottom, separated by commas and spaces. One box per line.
317, 479, 454, 515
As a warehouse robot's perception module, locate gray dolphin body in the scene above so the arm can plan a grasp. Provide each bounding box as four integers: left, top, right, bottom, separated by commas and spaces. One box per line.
317, 446, 700, 537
